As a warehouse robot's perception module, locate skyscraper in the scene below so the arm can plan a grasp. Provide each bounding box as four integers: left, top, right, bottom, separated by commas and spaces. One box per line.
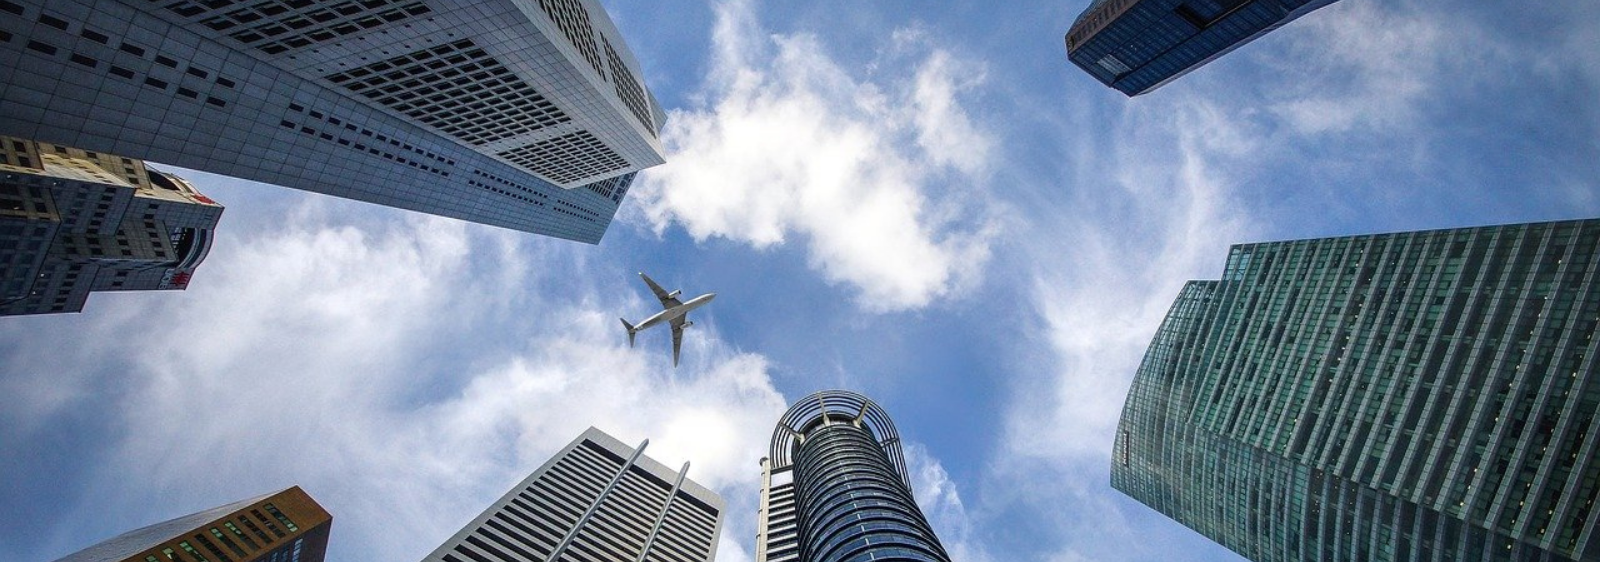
756, 390, 951, 562
56, 486, 331, 562
1112, 219, 1600, 561
1066, 0, 1340, 96
423, 427, 724, 562
0, 0, 664, 242
2, 136, 222, 316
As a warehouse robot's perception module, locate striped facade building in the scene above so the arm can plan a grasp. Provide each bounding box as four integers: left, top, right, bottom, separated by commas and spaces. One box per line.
0, 0, 664, 242
423, 427, 724, 562
56, 486, 330, 562
756, 390, 951, 562
1112, 219, 1600, 561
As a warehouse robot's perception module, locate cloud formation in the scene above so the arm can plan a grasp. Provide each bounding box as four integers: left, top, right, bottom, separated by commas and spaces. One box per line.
0, 194, 787, 562
630, 0, 999, 312
906, 442, 993, 562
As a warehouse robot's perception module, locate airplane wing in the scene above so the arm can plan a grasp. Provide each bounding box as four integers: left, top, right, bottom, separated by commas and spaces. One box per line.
640, 272, 682, 308
670, 318, 685, 367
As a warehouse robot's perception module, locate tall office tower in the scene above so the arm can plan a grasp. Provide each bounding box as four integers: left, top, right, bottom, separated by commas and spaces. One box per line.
0, 0, 664, 243
1066, 0, 1340, 96
756, 390, 952, 562
423, 427, 724, 562
56, 486, 331, 562
1112, 219, 1600, 561
1, 136, 221, 316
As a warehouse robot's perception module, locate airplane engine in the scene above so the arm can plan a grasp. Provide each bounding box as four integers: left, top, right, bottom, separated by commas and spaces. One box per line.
683, 321, 694, 329
667, 289, 681, 299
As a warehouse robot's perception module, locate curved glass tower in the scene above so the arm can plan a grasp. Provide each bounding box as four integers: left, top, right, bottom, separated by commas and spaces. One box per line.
1112, 219, 1600, 561
755, 390, 951, 562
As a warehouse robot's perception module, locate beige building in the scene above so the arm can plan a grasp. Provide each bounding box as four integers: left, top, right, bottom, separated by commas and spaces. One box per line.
0, 136, 222, 316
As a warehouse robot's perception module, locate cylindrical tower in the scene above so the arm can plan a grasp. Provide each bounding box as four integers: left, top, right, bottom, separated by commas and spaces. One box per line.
757, 390, 950, 562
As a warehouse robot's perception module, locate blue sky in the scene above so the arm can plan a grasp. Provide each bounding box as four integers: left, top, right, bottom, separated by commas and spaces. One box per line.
2, 0, 1598, 561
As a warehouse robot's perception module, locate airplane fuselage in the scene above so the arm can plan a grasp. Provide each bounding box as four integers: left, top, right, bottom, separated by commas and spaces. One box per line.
632, 293, 715, 331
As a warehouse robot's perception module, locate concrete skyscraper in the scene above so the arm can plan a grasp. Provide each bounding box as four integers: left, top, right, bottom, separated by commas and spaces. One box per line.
0, 0, 664, 242
423, 427, 724, 562
56, 486, 331, 562
756, 390, 951, 562
1066, 0, 1341, 96
1112, 219, 1600, 561
2, 136, 221, 316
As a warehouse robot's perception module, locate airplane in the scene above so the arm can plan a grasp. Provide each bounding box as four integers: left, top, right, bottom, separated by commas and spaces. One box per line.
620, 272, 716, 367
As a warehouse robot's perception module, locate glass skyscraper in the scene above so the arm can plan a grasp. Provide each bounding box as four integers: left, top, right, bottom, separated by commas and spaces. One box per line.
423, 427, 724, 562
1112, 219, 1600, 561
0, 0, 663, 242
1066, 0, 1340, 96
756, 390, 951, 562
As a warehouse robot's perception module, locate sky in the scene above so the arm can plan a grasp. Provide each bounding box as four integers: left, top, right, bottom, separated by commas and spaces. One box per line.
2, 0, 1598, 561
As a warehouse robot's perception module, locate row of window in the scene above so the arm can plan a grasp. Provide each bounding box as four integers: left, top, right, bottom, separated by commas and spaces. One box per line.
155, 0, 431, 56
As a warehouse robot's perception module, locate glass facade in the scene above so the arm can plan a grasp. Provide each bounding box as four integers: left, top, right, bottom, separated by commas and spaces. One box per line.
1066, 0, 1340, 96
758, 390, 952, 562
1112, 219, 1600, 561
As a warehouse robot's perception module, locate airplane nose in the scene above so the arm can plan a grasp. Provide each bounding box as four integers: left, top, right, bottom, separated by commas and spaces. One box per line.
705, 293, 716, 301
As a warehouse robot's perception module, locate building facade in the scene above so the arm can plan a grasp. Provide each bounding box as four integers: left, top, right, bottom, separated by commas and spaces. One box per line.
56, 486, 331, 562
756, 390, 951, 562
0, 0, 664, 243
1112, 219, 1600, 561
1066, 0, 1340, 96
423, 427, 724, 562
2, 136, 221, 316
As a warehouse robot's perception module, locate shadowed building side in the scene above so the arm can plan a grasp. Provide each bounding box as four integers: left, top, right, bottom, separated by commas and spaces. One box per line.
1112, 219, 1600, 561
1065, 0, 1340, 96
0, 0, 664, 242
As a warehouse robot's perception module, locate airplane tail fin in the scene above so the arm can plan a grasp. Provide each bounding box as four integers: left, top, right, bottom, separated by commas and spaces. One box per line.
620, 318, 636, 347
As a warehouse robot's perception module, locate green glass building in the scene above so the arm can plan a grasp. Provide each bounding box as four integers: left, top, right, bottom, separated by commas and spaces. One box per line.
1112, 219, 1600, 561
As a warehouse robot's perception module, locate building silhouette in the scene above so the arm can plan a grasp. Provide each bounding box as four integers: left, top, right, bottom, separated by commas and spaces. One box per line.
1066, 0, 1340, 96
56, 486, 331, 562
2, 136, 221, 316
0, 0, 664, 242
423, 427, 724, 562
756, 390, 951, 562
1112, 219, 1600, 561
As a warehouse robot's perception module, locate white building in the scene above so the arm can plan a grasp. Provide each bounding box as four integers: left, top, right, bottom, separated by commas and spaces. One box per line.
0, 0, 665, 242
424, 427, 725, 562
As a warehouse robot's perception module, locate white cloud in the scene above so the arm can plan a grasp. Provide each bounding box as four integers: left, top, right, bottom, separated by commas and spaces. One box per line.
1263, 0, 1498, 136
629, 0, 1000, 312
1007, 97, 1252, 465
4, 194, 787, 562
906, 442, 993, 562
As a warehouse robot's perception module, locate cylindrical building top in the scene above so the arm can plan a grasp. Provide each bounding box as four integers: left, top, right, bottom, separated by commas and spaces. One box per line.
767, 390, 910, 488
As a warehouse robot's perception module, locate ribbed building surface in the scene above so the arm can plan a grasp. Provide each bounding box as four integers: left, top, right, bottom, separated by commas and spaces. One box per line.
1112, 219, 1600, 561
422, 427, 724, 562
0, 0, 663, 242
1, 136, 221, 316
1065, 0, 1339, 96
757, 390, 951, 562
